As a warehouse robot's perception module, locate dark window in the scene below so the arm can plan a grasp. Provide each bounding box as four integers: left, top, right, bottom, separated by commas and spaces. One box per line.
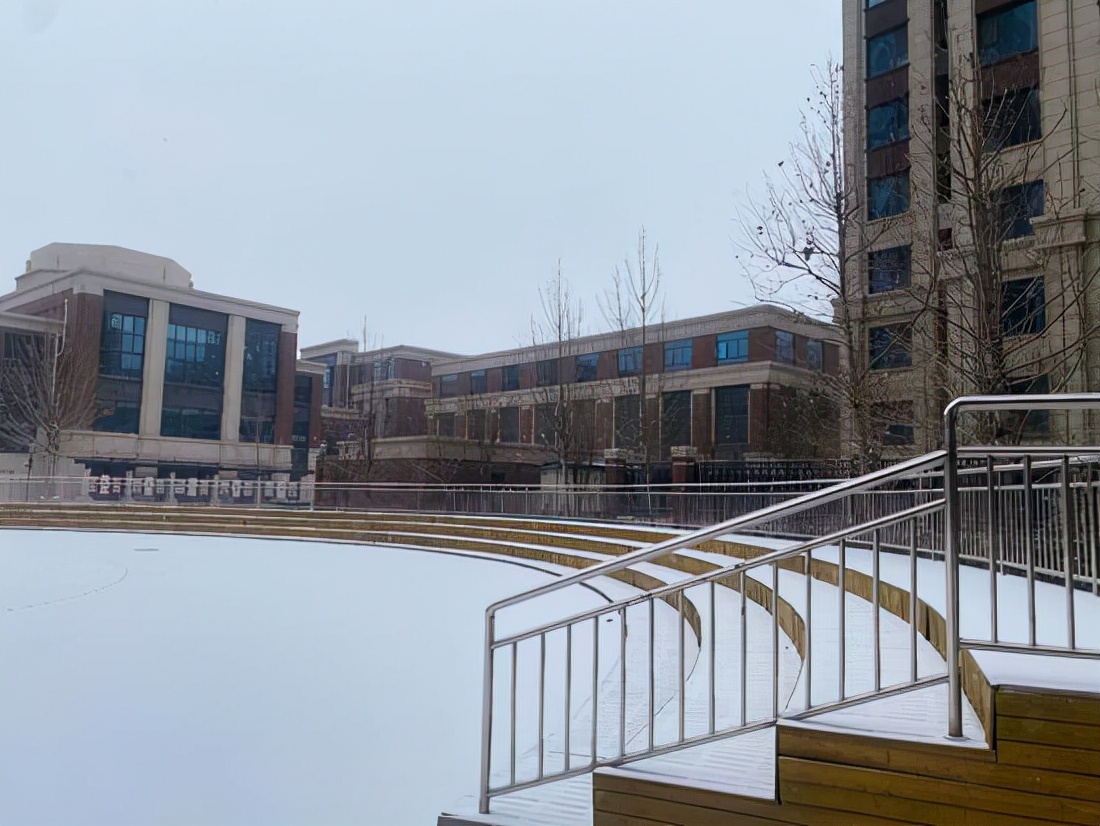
239, 319, 280, 444
161, 305, 227, 440
1006, 374, 1050, 434
470, 370, 488, 394
978, 0, 1037, 66
713, 385, 749, 446
774, 331, 794, 365
664, 339, 692, 371
868, 170, 910, 219
467, 409, 486, 441
501, 364, 520, 391
95, 291, 148, 434
318, 355, 337, 406
869, 323, 912, 370
100, 311, 147, 378
872, 401, 915, 445
499, 406, 520, 443
575, 353, 599, 382
617, 346, 643, 376
997, 181, 1044, 239
437, 412, 455, 437
160, 407, 222, 441
660, 391, 692, 458
536, 358, 559, 387
440, 374, 458, 397
716, 331, 748, 364
1001, 276, 1046, 336
867, 0, 890, 6
868, 245, 912, 293
806, 340, 824, 371
535, 403, 556, 446
614, 394, 640, 449
292, 374, 313, 471
984, 88, 1041, 150
867, 26, 908, 78
867, 97, 909, 149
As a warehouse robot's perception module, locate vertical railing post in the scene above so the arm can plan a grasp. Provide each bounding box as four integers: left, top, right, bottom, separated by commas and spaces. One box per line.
943, 404, 963, 739
478, 610, 495, 814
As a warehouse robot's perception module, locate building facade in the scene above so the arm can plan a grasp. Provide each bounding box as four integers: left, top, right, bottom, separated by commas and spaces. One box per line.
843, 0, 1100, 451
425, 305, 843, 467
0, 243, 323, 479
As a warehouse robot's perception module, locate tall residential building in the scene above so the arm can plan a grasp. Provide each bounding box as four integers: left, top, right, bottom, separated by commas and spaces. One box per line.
843, 0, 1099, 451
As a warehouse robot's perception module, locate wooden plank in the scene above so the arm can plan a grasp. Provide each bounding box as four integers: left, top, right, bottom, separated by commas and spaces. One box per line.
778, 756, 1100, 824
594, 811, 677, 826
778, 725, 1097, 801
999, 715, 1100, 751
998, 740, 1100, 777
594, 788, 910, 826
594, 773, 911, 826
780, 776, 1068, 826
997, 687, 1100, 727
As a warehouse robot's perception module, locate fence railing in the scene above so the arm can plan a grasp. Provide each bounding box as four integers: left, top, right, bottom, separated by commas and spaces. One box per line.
477, 393, 1100, 811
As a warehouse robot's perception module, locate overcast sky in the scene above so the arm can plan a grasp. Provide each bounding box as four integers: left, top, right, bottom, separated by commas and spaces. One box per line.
0, 0, 841, 355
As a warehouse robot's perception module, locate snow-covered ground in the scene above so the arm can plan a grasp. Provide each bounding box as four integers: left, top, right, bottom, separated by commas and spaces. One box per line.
0, 530, 609, 826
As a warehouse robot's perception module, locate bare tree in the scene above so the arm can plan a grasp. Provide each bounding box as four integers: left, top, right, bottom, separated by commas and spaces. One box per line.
907, 50, 1100, 442
531, 261, 588, 486
0, 304, 97, 475
599, 227, 664, 477
734, 61, 893, 465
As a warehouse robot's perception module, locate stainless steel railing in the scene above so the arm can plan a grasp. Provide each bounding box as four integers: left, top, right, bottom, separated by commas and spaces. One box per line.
943, 393, 1100, 738
478, 393, 1100, 811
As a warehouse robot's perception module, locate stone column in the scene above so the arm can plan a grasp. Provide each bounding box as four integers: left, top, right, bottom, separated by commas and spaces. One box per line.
220, 315, 247, 442
139, 299, 170, 437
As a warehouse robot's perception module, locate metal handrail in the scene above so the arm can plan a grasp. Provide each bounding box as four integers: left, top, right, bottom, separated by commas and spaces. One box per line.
478, 392, 1100, 811
943, 392, 1100, 738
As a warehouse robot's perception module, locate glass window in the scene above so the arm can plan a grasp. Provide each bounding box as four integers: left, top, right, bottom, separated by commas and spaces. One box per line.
775, 331, 795, 364
99, 293, 148, 381
469, 369, 488, 394
867, 26, 908, 78
869, 323, 912, 370
501, 364, 520, 391
716, 331, 748, 363
467, 409, 486, 441
664, 339, 692, 371
868, 170, 910, 220
984, 88, 1041, 151
614, 394, 640, 449
868, 245, 912, 293
1006, 374, 1050, 434
575, 353, 599, 382
872, 401, 915, 445
163, 310, 227, 388
714, 385, 749, 446
660, 390, 692, 458
1002, 276, 1045, 336
997, 181, 1044, 239
241, 320, 279, 393
498, 406, 520, 443
535, 403, 556, 446
436, 412, 455, 437
978, 0, 1037, 66
806, 340, 824, 371
536, 358, 559, 387
867, 0, 891, 6
160, 406, 222, 441
867, 97, 909, 149
440, 374, 458, 397
617, 346, 643, 376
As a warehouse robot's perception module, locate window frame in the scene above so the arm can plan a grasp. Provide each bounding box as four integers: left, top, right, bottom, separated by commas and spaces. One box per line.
663, 339, 693, 371
869, 323, 913, 370
867, 25, 909, 79
617, 346, 643, 376
867, 96, 910, 150
1001, 276, 1046, 337
977, 0, 1038, 67
715, 330, 749, 364
469, 369, 488, 394
575, 353, 599, 382
774, 330, 795, 365
868, 169, 911, 220
868, 245, 912, 294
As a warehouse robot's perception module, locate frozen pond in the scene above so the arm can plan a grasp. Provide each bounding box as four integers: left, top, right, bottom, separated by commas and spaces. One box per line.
0, 530, 604, 826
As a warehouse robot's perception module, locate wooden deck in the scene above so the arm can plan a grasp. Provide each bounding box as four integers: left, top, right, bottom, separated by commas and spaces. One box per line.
593, 674, 1100, 825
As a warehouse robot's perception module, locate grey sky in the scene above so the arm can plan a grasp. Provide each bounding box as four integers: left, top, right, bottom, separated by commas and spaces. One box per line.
1, 0, 841, 355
